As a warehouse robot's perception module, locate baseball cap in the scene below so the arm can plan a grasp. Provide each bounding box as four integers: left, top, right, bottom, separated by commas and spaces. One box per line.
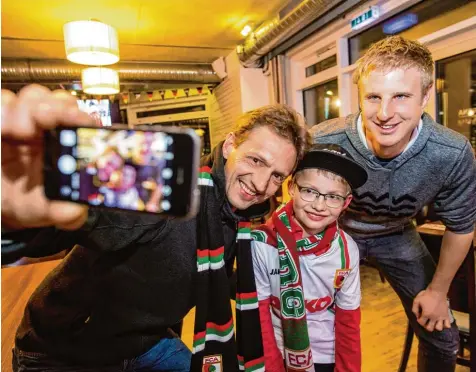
294, 143, 368, 189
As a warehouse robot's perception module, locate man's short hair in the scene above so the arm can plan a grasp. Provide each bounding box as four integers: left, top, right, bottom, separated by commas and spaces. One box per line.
353, 36, 434, 94
233, 104, 311, 162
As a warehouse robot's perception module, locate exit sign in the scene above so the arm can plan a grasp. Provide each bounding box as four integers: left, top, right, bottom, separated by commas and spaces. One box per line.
351, 6, 380, 31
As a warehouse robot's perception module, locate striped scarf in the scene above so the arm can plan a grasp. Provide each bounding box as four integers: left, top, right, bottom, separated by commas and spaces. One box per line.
252, 201, 337, 372
191, 145, 265, 372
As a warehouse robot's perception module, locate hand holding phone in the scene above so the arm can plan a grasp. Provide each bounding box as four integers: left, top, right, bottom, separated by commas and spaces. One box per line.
1, 86, 93, 231
43, 126, 200, 218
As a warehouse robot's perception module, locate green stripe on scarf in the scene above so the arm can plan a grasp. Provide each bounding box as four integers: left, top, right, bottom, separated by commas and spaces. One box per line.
198, 166, 214, 186
237, 223, 251, 240
237, 355, 265, 372
197, 247, 225, 272
250, 230, 268, 243
236, 291, 258, 310
192, 319, 235, 353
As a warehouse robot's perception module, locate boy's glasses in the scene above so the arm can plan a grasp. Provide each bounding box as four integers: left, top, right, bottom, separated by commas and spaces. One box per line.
295, 184, 348, 209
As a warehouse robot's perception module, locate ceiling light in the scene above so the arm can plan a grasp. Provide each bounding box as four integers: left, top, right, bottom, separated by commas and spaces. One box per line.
70, 91, 77, 96
64, 20, 120, 65
241, 25, 252, 37
82, 67, 120, 95
326, 90, 333, 96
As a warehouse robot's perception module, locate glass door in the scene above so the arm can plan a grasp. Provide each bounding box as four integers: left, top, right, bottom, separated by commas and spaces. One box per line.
436, 49, 476, 151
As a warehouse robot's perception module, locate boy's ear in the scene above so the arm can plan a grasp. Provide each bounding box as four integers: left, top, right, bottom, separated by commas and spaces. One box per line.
222, 132, 236, 160
343, 194, 353, 209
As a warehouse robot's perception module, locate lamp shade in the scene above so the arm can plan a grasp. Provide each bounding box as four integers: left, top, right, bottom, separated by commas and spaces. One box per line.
64, 20, 119, 65
82, 67, 120, 95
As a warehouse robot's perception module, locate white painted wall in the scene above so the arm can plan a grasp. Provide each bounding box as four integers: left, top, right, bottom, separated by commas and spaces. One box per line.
208, 50, 272, 148
208, 52, 243, 148
240, 67, 271, 112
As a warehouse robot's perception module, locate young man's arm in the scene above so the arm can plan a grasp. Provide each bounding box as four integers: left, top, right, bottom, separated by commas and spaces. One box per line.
412, 230, 474, 331
413, 142, 476, 332
251, 240, 285, 372
335, 237, 362, 372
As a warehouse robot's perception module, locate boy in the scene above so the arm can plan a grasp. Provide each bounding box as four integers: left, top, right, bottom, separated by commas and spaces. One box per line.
251, 144, 367, 372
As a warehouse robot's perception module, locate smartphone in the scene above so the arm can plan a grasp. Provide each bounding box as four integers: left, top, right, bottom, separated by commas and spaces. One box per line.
43, 125, 201, 218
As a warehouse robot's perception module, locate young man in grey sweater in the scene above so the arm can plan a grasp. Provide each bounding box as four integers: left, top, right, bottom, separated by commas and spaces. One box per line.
311, 36, 476, 372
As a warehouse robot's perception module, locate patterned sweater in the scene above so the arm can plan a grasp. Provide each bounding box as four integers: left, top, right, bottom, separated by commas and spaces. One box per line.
310, 113, 476, 239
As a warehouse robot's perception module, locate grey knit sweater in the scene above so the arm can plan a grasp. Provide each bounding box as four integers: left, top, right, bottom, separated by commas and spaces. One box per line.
310, 113, 476, 239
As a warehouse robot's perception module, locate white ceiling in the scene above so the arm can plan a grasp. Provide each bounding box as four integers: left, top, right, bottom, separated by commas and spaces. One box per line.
1, 0, 289, 63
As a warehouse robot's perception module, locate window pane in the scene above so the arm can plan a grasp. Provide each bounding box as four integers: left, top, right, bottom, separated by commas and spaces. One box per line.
348, 0, 474, 65
303, 79, 340, 126
305, 55, 337, 77
436, 49, 476, 151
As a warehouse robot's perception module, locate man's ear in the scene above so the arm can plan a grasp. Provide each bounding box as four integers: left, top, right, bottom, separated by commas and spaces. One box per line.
287, 178, 296, 198
222, 132, 236, 160
421, 83, 433, 111
343, 194, 353, 210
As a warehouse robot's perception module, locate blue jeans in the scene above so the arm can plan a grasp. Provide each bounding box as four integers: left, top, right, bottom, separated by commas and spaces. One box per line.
13, 337, 191, 372
357, 226, 459, 372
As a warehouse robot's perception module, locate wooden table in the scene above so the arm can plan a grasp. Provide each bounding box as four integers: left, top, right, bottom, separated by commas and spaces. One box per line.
417, 222, 476, 246
1, 260, 61, 372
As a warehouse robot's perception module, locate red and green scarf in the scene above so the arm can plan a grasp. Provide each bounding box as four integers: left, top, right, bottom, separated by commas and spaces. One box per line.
191, 145, 265, 371
252, 201, 337, 372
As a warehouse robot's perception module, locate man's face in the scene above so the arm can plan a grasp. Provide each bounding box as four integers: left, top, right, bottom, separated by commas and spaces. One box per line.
97, 151, 123, 182
289, 170, 352, 236
359, 67, 431, 158
223, 126, 297, 210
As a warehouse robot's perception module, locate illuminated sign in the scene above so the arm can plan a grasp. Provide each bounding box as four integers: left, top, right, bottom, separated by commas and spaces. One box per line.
383, 13, 418, 34
351, 6, 380, 31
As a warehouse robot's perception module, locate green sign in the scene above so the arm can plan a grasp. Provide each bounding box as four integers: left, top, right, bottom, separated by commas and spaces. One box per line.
351, 6, 380, 30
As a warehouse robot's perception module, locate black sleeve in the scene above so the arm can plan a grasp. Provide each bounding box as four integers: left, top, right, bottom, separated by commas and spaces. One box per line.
1, 209, 168, 263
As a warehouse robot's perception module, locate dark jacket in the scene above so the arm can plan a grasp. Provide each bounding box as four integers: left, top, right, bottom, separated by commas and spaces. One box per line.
7, 146, 267, 365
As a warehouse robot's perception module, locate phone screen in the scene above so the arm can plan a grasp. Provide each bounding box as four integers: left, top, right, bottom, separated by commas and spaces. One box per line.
44, 126, 199, 217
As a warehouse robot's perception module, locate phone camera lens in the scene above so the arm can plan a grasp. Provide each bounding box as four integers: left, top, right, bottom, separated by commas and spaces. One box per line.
162, 185, 172, 197
58, 155, 77, 175
60, 186, 72, 196
60, 130, 77, 147
162, 168, 173, 179
160, 200, 171, 211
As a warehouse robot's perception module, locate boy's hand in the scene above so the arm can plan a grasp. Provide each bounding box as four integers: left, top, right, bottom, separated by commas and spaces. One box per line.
412, 288, 452, 332
2, 85, 94, 230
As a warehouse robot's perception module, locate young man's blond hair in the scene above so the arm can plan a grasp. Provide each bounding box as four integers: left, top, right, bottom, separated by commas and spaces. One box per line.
353, 35, 434, 95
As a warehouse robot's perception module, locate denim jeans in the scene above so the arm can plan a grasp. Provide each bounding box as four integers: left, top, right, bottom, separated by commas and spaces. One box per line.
13, 337, 191, 372
357, 226, 459, 372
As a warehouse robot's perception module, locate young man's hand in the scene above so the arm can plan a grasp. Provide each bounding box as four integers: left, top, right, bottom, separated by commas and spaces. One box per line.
412, 288, 452, 332
2, 85, 93, 230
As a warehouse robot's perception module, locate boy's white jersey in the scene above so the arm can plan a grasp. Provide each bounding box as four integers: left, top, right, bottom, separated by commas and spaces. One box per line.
251, 229, 361, 364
